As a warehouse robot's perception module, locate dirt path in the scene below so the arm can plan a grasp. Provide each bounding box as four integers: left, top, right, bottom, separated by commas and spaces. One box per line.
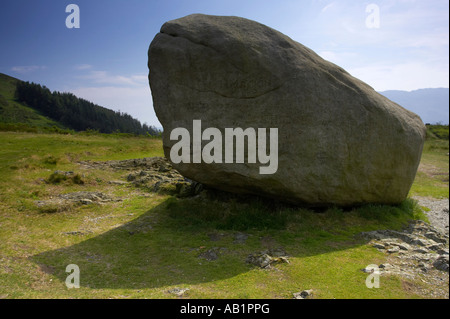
413, 196, 449, 235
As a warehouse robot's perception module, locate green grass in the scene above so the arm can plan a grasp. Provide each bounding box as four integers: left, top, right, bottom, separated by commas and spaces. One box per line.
0, 128, 447, 299
409, 126, 449, 198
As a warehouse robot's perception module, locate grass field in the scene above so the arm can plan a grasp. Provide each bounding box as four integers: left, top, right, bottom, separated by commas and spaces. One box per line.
0, 129, 447, 299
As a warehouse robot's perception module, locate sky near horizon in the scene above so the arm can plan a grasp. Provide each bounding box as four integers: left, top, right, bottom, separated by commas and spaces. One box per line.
0, 0, 448, 127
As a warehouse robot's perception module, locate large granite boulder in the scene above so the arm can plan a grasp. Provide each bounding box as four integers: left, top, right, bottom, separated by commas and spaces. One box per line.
148, 14, 426, 206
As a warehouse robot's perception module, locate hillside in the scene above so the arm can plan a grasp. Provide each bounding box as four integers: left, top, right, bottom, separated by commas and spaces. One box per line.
0, 73, 65, 129
0, 73, 159, 135
379, 88, 449, 125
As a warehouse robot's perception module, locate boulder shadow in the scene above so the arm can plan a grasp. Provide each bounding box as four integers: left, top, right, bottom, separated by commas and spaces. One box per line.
30, 195, 395, 290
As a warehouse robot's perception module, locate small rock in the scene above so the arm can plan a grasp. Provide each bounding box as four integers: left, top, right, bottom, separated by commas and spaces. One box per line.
424, 232, 447, 244
418, 262, 430, 273
427, 243, 444, 251
414, 248, 429, 254
53, 170, 74, 176
108, 180, 128, 185
433, 255, 449, 272
246, 253, 273, 269
63, 231, 91, 236
387, 246, 400, 253
379, 263, 394, 270
168, 287, 190, 297
293, 290, 313, 299
246, 250, 289, 269
208, 232, 226, 242
372, 243, 386, 250
396, 243, 411, 251
412, 238, 432, 247
234, 232, 249, 244
198, 248, 219, 261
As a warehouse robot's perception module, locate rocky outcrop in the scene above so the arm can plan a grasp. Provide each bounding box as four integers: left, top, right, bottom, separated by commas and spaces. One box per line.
148, 14, 426, 206
360, 220, 449, 297
78, 157, 202, 197
35, 191, 119, 213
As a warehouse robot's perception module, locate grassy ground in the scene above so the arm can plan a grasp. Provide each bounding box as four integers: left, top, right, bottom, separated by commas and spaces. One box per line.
409, 132, 449, 198
0, 129, 447, 299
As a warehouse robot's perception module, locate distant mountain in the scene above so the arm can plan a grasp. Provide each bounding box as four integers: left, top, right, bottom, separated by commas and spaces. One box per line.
0, 73, 159, 135
379, 88, 449, 125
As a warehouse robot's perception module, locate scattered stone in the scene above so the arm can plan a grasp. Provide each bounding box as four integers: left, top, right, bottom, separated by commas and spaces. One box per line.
59, 191, 117, 204
168, 287, 190, 297
247, 253, 273, 269
198, 248, 222, 261
63, 230, 92, 236
413, 238, 433, 247
108, 180, 128, 185
208, 232, 227, 242
35, 191, 120, 212
361, 266, 377, 273
424, 232, 447, 244
414, 247, 430, 254
293, 290, 313, 299
433, 255, 449, 272
359, 219, 449, 297
372, 243, 386, 250
78, 157, 204, 198
395, 243, 411, 251
53, 170, 74, 176
234, 232, 249, 244
387, 246, 400, 254
427, 243, 444, 251
246, 249, 290, 269
379, 263, 394, 270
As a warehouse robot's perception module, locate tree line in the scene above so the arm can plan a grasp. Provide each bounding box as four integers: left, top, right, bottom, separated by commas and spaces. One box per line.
15, 81, 159, 135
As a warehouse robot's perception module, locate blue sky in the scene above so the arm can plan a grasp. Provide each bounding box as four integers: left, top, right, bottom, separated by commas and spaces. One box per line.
0, 0, 448, 127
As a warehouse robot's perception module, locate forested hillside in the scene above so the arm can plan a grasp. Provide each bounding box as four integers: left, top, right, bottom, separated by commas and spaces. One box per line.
14, 80, 158, 135
0, 73, 159, 135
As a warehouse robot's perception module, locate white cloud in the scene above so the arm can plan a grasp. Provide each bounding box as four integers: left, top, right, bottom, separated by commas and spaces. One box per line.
11, 65, 46, 73
74, 64, 93, 70
308, 0, 449, 91
348, 62, 449, 91
321, 2, 335, 13
79, 70, 148, 86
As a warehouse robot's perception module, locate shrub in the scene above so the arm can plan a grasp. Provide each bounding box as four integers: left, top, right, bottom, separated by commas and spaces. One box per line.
43, 155, 59, 165
72, 174, 84, 185
47, 172, 67, 184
